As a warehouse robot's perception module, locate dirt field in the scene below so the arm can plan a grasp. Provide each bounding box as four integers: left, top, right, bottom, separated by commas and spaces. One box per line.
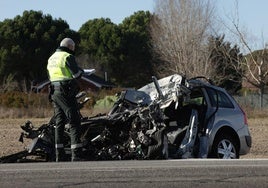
0, 117, 267, 159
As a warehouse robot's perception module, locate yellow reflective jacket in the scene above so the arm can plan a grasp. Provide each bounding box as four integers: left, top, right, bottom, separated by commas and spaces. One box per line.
47, 49, 75, 82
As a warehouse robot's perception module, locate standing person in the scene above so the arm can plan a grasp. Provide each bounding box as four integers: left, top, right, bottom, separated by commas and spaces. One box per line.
47, 38, 84, 162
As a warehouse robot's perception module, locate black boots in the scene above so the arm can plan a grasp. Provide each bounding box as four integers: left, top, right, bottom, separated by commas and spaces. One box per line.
71, 148, 84, 162
55, 149, 68, 162
55, 147, 85, 162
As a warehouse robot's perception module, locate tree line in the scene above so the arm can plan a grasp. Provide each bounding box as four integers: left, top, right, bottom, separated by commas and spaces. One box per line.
0, 1, 264, 96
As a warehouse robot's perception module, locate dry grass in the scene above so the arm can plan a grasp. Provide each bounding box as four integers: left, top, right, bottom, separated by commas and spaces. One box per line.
0, 107, 53, 119
241, 118, 268, 159
243, 107, 268, 119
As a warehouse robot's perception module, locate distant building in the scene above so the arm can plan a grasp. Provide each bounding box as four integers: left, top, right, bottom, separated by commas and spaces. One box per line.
31, 70, 115, 93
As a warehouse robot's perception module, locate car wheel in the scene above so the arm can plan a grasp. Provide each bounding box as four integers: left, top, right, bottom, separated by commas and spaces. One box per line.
211, 134, 239, 159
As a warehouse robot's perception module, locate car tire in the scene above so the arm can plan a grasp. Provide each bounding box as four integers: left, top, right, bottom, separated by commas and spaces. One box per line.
211, 134, 239, 159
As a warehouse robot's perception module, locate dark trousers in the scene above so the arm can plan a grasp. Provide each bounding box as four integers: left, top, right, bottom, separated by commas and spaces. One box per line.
51, 89, 82, 160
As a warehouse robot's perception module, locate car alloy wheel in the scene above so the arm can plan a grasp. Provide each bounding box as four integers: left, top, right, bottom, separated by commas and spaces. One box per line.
217, 139, 237, 159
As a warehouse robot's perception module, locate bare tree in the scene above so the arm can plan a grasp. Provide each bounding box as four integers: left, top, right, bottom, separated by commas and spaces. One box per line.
222, 0, 268, 107
150, 0, 216, 78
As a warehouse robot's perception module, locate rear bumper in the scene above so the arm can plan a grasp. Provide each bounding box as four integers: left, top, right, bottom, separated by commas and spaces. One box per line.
245, 135, 252, 148
238, 126, 252, 155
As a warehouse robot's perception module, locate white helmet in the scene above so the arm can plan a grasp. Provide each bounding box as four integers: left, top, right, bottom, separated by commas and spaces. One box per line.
60, 38, 75, 51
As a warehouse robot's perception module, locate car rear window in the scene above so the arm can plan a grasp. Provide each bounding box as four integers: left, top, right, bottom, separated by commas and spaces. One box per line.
206, 88, 234, 108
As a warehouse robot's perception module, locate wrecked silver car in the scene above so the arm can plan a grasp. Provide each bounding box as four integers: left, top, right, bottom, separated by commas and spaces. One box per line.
139, 74, 251, 159
0, 74, 251, 162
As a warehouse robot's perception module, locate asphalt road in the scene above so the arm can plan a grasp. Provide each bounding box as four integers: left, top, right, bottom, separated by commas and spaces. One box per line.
0, 159, 267, 188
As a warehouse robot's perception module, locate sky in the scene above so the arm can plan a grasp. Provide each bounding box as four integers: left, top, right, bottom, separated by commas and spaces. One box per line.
0, 0, 268, 49
218, 0, 268, 49
0, 0, 154, 31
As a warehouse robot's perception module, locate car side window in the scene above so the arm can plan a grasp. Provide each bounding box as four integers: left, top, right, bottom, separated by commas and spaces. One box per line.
207, 88, 234, 108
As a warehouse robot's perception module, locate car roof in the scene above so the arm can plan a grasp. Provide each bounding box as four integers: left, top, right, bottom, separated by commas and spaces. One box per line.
187, 77, 226, 93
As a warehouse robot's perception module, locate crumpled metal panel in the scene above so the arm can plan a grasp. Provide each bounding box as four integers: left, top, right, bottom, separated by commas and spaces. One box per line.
138, 74, 183, 108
